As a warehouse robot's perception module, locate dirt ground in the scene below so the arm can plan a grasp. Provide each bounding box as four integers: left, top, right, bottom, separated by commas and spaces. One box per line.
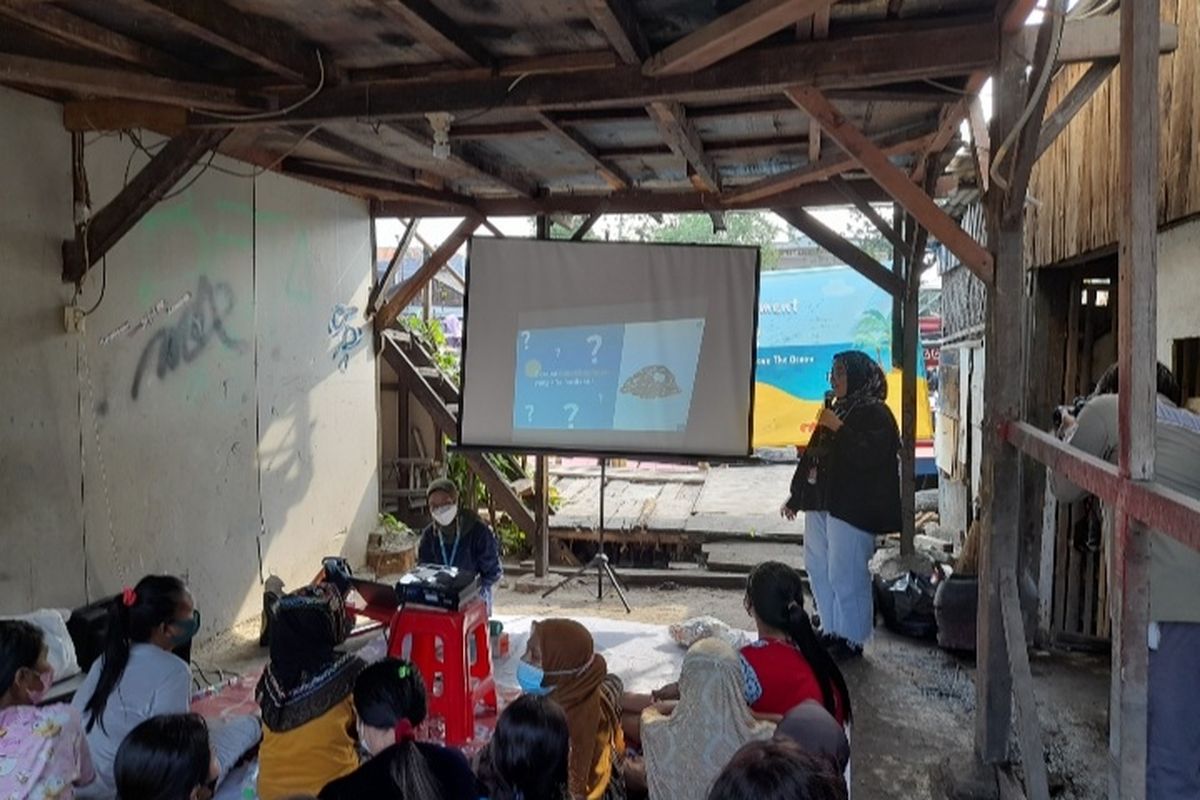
196, 578, 1110, 800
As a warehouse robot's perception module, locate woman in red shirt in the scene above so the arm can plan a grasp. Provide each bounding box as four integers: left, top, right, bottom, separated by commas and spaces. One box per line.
737, 562, 851, 725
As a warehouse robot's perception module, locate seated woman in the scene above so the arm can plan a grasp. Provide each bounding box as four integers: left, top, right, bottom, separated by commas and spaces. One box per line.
638, 638, 774, 800
114, 714, 218, 800
0, 620, 95, 799
318, 659, 475, 800
474, 695, 570, 800
72, 576, 258, 800
256, 583, 365, 800
738, 562, 851, 724
707, 739, 846, 800
518, 619, 624, 800
418, 478, 502, 613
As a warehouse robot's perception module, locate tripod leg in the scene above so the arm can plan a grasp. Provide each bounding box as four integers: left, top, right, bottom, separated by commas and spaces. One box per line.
601, 561, 633, 614
541, 559, 598, 599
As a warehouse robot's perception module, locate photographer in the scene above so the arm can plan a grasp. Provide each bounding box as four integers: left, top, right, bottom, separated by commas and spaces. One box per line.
1049, 362, 1200, 799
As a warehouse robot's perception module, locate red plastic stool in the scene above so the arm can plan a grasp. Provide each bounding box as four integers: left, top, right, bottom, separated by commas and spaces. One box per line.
386, 598, 496, 745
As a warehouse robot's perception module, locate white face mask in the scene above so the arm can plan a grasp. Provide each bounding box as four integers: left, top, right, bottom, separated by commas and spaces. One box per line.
432, 505, 458, 528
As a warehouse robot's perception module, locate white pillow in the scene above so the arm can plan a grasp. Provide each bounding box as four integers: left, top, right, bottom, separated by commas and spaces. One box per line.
2, 609, 82, 683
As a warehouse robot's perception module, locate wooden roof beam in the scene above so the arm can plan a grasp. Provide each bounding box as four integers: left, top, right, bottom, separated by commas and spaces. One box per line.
646, 101, 721, 193
775, 206, 905, 297
644, 0, 838, 76
110, 0, 327, 84
585, 0, 650, 65
0, 1, 198, 78
533, 112, 633, 191
367, 0, 492, 66
787, 86, 993, 283
829, 175, 912, 258
300, 127, 419, 183
369, 217, 419, 313
1016, 16, 1177, 64
187, 19, 997, 127
279, 158, 476, 211
63, 128, 230, 283
1036, 59, 1116, 159
376, 215, 481, 331
383, 123, 537, 197
0, 53, 249, 112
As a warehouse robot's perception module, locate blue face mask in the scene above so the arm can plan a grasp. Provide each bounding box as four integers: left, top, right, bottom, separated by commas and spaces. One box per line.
517, 661, 550, 696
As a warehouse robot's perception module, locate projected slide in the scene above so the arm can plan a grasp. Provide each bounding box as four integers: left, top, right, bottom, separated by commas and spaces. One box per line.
514, 318, 705, 432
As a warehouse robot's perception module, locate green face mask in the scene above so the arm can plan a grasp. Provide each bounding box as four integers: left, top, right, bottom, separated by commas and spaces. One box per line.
170, 609, 201, 647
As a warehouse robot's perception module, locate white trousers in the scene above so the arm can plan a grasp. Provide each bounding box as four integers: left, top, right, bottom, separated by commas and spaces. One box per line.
804, 512, 876, 646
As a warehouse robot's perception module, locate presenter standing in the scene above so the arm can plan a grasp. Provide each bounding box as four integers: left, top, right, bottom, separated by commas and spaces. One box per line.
418, 477, 503, 612
781, 351, 900, 659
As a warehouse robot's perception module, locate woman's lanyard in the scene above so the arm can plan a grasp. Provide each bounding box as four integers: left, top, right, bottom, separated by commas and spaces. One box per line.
437, 518, 462, 567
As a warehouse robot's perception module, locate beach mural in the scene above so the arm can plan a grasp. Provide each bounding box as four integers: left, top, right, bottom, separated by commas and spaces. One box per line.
754, 266, 934, 448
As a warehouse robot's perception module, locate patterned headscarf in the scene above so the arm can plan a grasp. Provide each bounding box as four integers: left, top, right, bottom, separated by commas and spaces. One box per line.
831, 350, 887, 419
257, 582, 364, 732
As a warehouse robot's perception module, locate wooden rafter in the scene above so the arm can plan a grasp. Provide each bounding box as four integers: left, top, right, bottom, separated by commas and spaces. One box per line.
585, 0, 649, 65
62, 128, 230, 283
0, 1, 197, 78
383, 123, 537, 197
795, 4, 831, 163
724, 128, 933, 205
571, 208, 606, 241
63, 101, 188, 136
280, 159, 475, 210
376, 215, 481, 331
967, 94, 990, 192
369, 218, 419, 312
533, 112, 633, 191
829, 175, 912, 258
646, 101, 721, 193
1016, 16, 1177, 64
787, 86, 993, 283
0, 54, 248, 112
775, 206, 904, 297
367, 0, 492, 66
109, 0, 325, 84
187, 20, 997, 127
644, 0, 838, 76
302, 127, 418, 183
1036, 59, 1116, 159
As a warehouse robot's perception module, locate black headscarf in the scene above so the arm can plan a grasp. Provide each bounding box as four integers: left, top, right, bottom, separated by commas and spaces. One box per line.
831, 350, 887, 419
256, 582, 363, 732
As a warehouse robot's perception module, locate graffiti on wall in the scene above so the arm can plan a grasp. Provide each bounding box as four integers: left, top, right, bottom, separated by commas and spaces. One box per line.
131, 276, 247, 400
328, 303, 365, 372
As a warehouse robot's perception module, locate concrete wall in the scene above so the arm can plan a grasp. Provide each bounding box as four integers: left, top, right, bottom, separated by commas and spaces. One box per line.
1158, 216, 1200, 365
0, 87, 379, 633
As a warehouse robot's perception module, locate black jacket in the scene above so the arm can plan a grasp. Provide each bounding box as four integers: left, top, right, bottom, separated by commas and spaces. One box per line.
786, 402, 902, 534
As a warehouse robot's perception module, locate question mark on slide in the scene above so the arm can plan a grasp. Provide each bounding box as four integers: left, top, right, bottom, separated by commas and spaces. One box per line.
525, 405, 534, 423
563, 403, 580, 429
521, 331, 531, 350
586, 334, 603, 364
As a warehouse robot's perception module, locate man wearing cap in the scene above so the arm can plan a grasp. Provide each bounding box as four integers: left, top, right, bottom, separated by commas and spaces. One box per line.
417, 477, 503, 612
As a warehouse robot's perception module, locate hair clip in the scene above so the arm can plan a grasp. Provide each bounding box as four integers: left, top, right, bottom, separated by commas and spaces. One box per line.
394, 718, 416, 743
121, 587, 137, 608
396, 663, 412, 679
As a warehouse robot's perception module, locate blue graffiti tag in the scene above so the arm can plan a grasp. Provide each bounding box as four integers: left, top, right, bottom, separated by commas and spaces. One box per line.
329, 304, 365, 372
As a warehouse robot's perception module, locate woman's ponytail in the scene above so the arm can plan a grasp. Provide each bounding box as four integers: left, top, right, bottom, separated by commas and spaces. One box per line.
354, 659, 441, 798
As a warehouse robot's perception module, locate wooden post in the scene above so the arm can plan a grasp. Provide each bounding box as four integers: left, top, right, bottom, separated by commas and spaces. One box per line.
975, 35, 1026, 765
534, 214, 552, 578
1111, 0, 1158, 794
899, 194, 931, 557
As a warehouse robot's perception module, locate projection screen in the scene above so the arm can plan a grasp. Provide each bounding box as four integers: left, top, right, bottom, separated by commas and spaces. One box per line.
458, 237, 760, 458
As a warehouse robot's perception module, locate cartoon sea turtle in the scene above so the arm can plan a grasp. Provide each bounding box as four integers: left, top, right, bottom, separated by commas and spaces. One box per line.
620, 365, 681, 399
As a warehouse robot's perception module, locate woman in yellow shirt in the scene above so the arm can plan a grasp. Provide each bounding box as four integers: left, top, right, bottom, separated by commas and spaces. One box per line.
255, 583, 365, 800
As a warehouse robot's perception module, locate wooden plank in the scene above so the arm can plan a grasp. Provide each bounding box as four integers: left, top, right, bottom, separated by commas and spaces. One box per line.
63, 100, 188, 135
968, 94, 991, 193
644, 0, 838, 76
0, 1, 197, 78
370, 218, 419, 312
376, 215, 481, 331
724, 129, 933, 205
899, 181, 934, 555
1000, 570, 1052, 800
976, 39, 1025, 764
1035, 60, 1116, 160
62, 128, 230, 283
585, 0, 649, 65
192, 20, 998, 127
646, 101, 721, 193
0, 53, 247, 112
368, 0, 492, 66
112, 0, 324, 84
383, 123, 537, 197
775, 206, 904, 297
788, 87, 995, 283
829, 175, 911, 257
279, 159, 476, 210
304, 127, 418, 183
1017, 17, 1178, 64
533, 112, 633, 191
571, 208, 606, 241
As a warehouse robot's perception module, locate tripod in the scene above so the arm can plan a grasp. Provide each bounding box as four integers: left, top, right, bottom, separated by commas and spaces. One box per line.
542, 459, 632, 613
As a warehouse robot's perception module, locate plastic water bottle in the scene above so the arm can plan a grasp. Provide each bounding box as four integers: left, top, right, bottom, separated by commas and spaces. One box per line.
241, 763, 259, 800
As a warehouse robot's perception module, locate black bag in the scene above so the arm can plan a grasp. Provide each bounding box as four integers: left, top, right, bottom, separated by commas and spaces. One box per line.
872, 569, 940, 639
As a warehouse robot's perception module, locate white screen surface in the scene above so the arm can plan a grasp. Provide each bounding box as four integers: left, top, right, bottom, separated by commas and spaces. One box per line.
459, 238, 760, 458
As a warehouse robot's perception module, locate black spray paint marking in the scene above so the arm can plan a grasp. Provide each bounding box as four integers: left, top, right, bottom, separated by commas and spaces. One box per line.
131, 276, 247, 400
